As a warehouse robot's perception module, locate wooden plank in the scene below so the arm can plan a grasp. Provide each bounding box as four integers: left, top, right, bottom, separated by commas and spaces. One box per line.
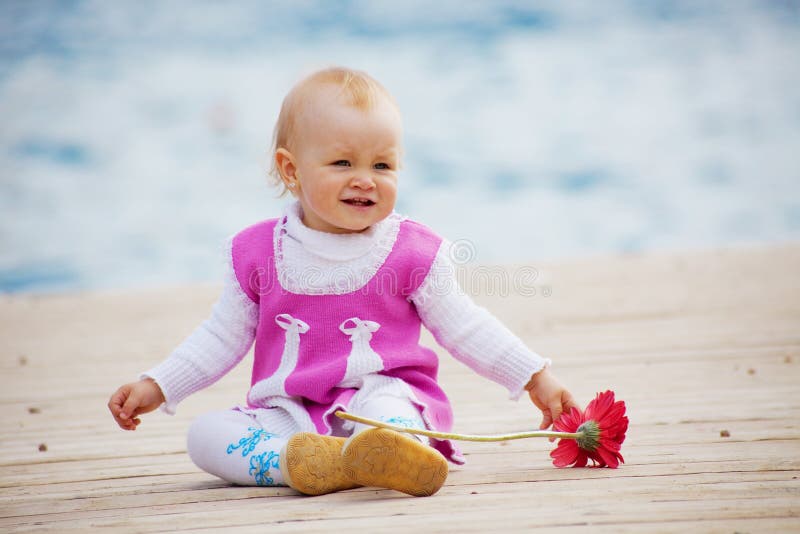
3, 485, 797, 532
1, 243, 799, 532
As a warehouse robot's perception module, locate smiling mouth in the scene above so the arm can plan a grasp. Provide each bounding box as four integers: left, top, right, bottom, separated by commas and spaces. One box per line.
342, 198, 376, 207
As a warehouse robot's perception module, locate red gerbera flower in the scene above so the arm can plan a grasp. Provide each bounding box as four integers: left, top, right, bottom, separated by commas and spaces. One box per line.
550, 390, 628, 468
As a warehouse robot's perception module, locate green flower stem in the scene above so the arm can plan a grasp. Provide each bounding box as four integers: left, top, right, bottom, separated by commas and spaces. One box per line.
334, 411, 584, 442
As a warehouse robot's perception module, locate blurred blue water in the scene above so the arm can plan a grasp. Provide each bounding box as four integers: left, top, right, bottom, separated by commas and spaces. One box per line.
1, 1, 799, 293
14, 139, 90, 165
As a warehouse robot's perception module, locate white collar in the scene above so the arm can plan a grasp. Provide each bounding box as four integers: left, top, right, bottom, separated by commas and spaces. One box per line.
283, 201, 394, 261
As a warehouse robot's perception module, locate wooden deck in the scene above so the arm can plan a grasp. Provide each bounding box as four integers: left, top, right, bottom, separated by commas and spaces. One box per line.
2, 244, 799, 532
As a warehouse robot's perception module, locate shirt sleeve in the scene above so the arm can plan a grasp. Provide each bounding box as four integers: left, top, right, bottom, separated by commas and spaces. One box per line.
141, 239, 258, 414
410, 241, 551, 400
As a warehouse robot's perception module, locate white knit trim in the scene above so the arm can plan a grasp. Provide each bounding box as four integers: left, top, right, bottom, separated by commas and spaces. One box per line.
273, 203, 405, 295
223, 235, 260, 306
284, 202, 379, 261
508, 357, 552, 401
411, 239, 465, 307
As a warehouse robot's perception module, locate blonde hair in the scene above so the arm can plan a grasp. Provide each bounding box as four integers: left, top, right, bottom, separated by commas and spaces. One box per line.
269, 67, 398, 195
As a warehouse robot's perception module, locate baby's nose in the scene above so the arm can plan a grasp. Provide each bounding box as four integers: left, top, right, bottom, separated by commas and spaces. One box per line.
350, 173, 376, 189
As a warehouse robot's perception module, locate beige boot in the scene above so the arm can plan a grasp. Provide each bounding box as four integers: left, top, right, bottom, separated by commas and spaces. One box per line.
341, 428, 449, 497
280, 433, 362, 496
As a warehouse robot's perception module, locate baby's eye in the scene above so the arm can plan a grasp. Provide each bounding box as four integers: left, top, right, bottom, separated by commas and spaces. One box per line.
332, 160, 350, 167
374, 162, 391, 170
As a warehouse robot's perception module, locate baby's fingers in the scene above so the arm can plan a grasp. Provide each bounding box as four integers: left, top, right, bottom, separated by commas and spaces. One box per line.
543, 404, 563, 441
108, 387, 133, 426
108, 385, 139, 430
539, 411, 553, 431
112, 412, 137, 430
108, 388, 126, 416
562, 390, 580, 413
120, 420, 136, 430
550, 400, 566, 425
120, 390, 143, 421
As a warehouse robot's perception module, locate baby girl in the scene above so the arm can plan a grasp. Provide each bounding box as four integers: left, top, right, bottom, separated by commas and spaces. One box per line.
108, 67, 578, 497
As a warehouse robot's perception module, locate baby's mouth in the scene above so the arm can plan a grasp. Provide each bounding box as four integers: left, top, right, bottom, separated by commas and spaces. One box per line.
342, 198, 376, 207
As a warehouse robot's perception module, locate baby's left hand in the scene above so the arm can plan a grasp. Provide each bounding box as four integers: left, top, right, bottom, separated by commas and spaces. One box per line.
525, 368, 580, 434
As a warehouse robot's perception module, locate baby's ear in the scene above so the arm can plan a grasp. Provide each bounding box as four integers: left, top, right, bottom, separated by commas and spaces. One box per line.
275, 148, 297, 182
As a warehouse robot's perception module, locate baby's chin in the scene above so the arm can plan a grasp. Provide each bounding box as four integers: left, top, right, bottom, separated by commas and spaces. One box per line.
337, 221, 374, 233
336, 207, 394, 232
320, 220, 373, 234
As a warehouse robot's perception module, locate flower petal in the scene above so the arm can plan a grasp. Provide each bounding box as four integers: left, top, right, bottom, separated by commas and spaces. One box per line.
572, 451, 589, 468
596, 446, 620, 468
585, 390, 615, 422
551, 439, 579, 468
553, 406, 583, 433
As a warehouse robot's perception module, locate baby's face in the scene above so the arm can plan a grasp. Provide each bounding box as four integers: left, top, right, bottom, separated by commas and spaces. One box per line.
287, 87, 402, 234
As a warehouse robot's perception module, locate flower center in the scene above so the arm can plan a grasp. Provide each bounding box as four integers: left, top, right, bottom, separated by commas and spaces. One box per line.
576, 420, 600, 451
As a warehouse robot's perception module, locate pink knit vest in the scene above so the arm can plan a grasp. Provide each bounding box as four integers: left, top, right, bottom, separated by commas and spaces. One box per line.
231, 216, 463, 463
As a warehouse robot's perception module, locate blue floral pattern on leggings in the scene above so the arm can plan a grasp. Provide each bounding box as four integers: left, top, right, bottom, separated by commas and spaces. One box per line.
249, 451, 281, 486
226, 427, 277, 457
382, 416, 423, 429
226, 427, 282, 486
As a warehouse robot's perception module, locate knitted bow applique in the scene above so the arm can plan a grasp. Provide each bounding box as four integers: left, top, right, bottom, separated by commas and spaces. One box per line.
339, 317, 380, 341
338, 317, 384, 389
275, 313, 309, 334
248, 313, 310, 400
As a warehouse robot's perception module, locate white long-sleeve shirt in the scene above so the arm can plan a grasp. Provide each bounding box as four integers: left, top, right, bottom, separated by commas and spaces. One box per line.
144, 202, 549, 413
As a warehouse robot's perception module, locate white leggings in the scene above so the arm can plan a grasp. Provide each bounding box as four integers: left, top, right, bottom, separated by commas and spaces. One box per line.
186, 395, 427, 486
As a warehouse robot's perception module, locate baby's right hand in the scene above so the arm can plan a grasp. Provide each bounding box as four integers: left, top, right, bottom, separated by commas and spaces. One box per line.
108, 378, 165, 431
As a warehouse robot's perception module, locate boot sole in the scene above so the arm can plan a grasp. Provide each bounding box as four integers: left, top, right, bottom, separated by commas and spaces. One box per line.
281, 433, 361, 496
341, 428, 448, 497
